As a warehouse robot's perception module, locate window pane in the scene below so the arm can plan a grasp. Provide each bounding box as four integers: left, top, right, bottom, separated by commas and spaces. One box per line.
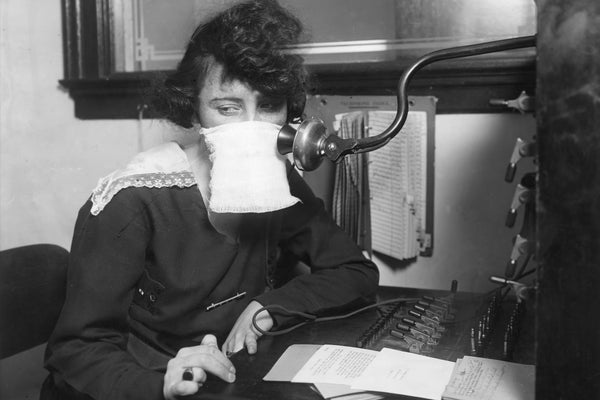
112, 0, 536, 72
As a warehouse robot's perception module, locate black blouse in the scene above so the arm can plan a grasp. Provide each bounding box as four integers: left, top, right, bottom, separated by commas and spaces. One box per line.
44, 167, 379, 400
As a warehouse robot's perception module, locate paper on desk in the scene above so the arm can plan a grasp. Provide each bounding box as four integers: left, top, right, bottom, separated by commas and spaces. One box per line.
263, 344, 322, 381
351, 347, 456, 400
442, 356, 535, 400
291, 345, 379, 385
264, 344, 455, 400
312, 383, 384, 400
264, 344, 382, 399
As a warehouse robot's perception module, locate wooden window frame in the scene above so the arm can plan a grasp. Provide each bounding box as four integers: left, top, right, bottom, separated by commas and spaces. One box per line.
61, 0, 536, 119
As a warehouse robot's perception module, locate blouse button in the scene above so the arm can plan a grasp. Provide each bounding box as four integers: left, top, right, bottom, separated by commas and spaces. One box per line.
149, 293, 157, 302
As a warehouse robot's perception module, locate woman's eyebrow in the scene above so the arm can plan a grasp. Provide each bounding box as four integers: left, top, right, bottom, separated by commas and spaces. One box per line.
257, 94, 285, 102
208, 97, 243, 103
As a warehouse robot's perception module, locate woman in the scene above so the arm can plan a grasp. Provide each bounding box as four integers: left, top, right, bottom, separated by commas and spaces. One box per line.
42, 1, 379, 399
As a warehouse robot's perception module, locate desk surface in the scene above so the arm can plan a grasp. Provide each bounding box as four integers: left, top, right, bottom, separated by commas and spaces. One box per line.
193, 286, 535, 400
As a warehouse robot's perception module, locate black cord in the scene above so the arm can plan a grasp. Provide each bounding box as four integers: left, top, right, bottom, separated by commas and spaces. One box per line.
513, 253, 532, 280
251, 296, 420, 336
515, 267, 536, 280
484, 255, 537, 300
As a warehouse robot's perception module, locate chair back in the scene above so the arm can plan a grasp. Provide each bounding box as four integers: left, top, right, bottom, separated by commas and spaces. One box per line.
0, 244, 68, 358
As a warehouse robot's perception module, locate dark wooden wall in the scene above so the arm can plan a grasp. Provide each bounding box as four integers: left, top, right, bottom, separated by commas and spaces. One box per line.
536, 0, 600, 398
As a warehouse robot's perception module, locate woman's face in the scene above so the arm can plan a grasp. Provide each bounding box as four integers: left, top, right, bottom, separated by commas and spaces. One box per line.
196, 62, 288, 128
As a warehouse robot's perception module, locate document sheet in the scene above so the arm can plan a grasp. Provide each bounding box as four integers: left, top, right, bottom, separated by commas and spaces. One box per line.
352, 347, 455, 399
291, 345, 378, 385
264, 344, 457, 400
442, 356, 535, 400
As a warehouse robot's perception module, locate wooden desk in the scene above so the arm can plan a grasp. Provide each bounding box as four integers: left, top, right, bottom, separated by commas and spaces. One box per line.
193, 286, 535, 400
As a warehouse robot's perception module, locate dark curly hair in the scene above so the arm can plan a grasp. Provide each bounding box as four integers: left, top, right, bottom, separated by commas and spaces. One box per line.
151, 0, 308, 128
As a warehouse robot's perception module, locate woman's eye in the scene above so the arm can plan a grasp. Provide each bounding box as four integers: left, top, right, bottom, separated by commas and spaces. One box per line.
260, 101, 284, 112
217, 105, 241, 115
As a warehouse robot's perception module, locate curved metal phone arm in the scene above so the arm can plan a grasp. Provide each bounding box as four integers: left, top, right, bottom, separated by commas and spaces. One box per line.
278, 35, 536, 171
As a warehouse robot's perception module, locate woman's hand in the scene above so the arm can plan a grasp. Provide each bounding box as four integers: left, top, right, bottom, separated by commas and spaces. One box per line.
223, 300, 273, 355
163, 334, 236, 400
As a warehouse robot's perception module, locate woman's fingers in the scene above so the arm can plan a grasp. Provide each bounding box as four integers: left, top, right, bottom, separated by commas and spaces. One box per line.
182, 367, 207, 383
244, 332, 258, 355
178, 341, 234, 370
164, 339, 237, 400
173, 341, 236, 383
179, 351, 236, 383
222, 301, 274, 355
222, 331, 244, 356
169, 380, 201, 397
201, 334, 218, 347
164, 360, 202, 399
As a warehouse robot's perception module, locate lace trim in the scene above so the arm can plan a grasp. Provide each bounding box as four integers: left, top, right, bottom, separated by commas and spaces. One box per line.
90, 171, 197, 216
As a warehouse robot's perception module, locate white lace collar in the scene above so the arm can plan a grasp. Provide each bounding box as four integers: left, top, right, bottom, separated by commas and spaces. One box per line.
90, 142, 196, 215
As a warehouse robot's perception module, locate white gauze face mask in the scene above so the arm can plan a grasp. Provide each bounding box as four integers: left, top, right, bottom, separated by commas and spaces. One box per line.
199, 121, 300, 213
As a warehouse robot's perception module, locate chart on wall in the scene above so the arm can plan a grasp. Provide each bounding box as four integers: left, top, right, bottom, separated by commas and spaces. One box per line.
309, 95, 435, 260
